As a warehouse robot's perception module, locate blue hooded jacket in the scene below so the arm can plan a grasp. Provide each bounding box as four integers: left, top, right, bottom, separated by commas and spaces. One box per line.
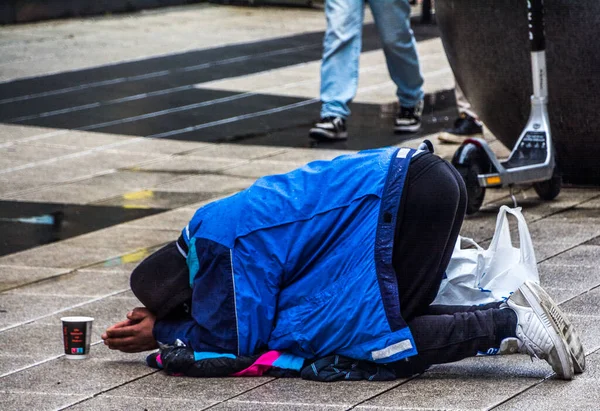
153, 146, 419, 363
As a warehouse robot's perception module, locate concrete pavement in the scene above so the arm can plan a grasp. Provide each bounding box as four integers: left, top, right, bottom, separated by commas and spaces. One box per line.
1, 3, 599, 410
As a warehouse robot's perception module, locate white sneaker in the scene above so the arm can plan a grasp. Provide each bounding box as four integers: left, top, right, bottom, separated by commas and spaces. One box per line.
522, 281, 586, 373
503, 280, 575, 380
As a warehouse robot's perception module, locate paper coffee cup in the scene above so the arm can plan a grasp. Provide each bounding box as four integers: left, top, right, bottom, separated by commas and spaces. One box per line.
61, 316, 94, 359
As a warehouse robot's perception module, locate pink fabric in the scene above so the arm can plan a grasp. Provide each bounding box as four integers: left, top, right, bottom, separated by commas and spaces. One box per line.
232, 351, 282, 377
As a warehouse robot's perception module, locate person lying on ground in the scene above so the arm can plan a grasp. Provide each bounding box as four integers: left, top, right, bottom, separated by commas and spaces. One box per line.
102, 145, 584, 381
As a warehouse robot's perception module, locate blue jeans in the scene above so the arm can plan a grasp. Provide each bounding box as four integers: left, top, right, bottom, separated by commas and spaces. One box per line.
320, 0, 424, 119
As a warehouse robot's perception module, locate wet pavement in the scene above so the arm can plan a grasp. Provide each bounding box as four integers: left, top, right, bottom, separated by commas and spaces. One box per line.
1, 3, 599, 411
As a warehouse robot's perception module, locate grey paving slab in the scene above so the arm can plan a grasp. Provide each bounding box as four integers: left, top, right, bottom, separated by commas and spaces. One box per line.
0, 392, 88, 411
0, 356, 154, 396
561, 287, 600, 317
539, 265, 600, 304
494, 353, 600, 411
0, 294, 90, 329
562, 314, 600, 356
0, 265, 69, 292
65, 395, 205, 411
6, 269, 130, 297
132, 155, 246, 174
538, 245, 600, 303
0, 355, 42, 377
222, 159, 308, 179
101, 372, 273, 402
226, 378, 401, 408
268, 147, 352, 163
0, 124, 62, 144
212, 402, 347, 410
0, 143, 80, 168
185, 143, 287, 160
115, 138, 214, 156
39, 292, 142, 329
31, 130, 134, 149
153, 174, 255, 193
0, 243, 131, 270
48, 225, 178, 253
121, 207, 195, 231
80, 245, 163, 274
0, 323, 64, 359
9, 170, 188, 204
494, 380, 600, 411
356, 356, 554, 411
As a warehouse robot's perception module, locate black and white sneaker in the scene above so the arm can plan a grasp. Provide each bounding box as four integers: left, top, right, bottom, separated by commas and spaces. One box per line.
394, 100, 423, 133
309, 117, 348, 141
438, 113, 484, 144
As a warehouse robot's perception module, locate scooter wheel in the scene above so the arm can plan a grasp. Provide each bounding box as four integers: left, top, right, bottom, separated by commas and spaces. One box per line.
533, 169, 562, 200
455, 162, 486, 215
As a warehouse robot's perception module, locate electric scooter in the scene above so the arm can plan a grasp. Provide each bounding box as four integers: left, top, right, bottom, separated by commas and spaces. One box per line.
451, 0, 561, 215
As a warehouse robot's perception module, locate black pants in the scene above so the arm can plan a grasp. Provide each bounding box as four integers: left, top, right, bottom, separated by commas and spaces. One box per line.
391, 153, 514, 375
131, 153, 515, 369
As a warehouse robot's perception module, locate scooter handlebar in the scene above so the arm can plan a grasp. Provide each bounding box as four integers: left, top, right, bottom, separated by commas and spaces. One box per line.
528, 0, 546, 52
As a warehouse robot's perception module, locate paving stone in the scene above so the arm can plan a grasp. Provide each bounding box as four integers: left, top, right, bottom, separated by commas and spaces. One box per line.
121, 207, 195, 231
0, 356, 154, 396
0, 294, 89, 329
268, 147, 353, 163
0, 323, 68, 358
187, 143, 287, 160
559, 313, 600, 355
0, 124, 63, 144
212, 401, 347, 411
0, 265, 69, 292
358, 356, 552, 411
39, 293, 142, 331
134, 155, 246, 174
52, 225, 178, 253
104, 372, 273, 402
153, 174, 255, 193
229, 378, 401, 408
32, 130, 133, 150
222, 159, 307, 179
6, 269, 130, 297
0, 143, 80, 168
560, 287, 600, 316
66, 395, 204, 411
0, 243, 131, 270
0, 392, 88, 411
494, 380, 600, 410
0, 355, 41, 377
11, 170, 187, 205
80, 245, 163, 274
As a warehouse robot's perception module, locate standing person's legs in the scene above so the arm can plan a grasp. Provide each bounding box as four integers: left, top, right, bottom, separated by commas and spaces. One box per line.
368, 0, 424, 108
438, 82, 483, 143
455, 82, 479, 120
319, 0, 365, 119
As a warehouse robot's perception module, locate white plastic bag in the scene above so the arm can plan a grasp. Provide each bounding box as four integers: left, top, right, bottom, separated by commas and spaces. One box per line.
432, 206, 539, 306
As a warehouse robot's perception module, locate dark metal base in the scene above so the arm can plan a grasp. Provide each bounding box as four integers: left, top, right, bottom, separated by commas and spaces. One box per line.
436, 0, 600, 185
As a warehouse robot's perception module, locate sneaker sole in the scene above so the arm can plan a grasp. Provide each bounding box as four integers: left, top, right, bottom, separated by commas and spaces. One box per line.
520, 280, 575, 380
437, 132, 483, 144
309, 128, 348, 141
394, 124, 421, 133
524, 281, 586, 374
